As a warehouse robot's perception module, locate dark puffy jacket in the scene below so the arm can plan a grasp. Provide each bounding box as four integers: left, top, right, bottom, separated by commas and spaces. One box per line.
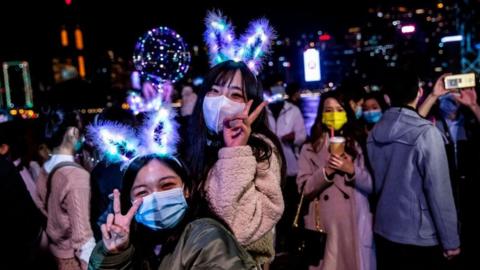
88, 218, 258, 270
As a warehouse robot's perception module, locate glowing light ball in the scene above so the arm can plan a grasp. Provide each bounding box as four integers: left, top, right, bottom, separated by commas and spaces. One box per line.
133, 26, 191, 84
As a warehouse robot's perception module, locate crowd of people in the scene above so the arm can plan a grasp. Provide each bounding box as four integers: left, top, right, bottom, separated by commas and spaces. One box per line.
1, 57, 479, 270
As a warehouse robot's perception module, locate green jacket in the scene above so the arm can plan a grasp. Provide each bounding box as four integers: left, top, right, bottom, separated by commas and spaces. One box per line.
88, 218, 258, 270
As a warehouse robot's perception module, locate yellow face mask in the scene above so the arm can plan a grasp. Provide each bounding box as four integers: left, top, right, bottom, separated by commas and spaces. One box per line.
322, 111, 348, 131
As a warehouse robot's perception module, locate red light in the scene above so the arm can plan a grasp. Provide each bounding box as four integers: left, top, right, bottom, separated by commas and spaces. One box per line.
319, 34, 331, 41
65, 0, 72, 5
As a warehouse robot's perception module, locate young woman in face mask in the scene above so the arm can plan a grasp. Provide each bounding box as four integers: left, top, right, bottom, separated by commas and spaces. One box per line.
183, 60, 286, 264
361, 92, 389, 132
89, 154, 257, 269
296, 91, 375, 270
36, 109, 95, 270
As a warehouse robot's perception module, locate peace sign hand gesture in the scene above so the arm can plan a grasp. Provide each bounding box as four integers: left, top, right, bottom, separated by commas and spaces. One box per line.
101, 189, 142, 253
223, 100, 267, 147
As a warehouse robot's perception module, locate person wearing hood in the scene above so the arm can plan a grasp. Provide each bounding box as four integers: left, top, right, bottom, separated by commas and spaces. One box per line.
367, 69, 460, 270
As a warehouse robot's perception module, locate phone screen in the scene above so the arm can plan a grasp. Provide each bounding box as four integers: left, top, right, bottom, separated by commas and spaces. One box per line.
445, 78, 460, 89
444, 73, 476, 90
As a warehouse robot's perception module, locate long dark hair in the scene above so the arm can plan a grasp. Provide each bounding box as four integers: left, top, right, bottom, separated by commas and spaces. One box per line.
308, 91, 359, 158
183, 60, 286, 191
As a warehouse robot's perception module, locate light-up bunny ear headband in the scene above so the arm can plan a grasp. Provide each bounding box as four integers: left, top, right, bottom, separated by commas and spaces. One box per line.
204, 10, 275, 75
87, 106, 179, 169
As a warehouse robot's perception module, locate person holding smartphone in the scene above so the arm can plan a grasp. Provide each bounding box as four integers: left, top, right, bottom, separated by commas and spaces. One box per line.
419, 73, 480, 268
419, 73, 480, 122
369, 69, 463, 270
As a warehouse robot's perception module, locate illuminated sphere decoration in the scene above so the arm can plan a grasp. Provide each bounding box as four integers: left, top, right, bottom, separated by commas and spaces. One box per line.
133, 26, 191, 84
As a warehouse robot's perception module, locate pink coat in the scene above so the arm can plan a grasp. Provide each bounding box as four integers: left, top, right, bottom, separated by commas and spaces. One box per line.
205, 135, 284, 246
296, 138, 375, 270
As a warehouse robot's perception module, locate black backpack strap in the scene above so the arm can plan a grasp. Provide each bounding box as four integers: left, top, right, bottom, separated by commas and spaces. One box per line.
45, 161, 83, 210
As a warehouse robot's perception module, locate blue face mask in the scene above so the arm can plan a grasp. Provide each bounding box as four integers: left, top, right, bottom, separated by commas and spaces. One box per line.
363, 109, 383, 124
135, 188, 188, 231
439, 95, 459, 119
355, 106, 363, 119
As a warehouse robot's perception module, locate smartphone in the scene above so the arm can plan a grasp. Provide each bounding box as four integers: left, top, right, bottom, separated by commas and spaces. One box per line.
444, 73, 476, 90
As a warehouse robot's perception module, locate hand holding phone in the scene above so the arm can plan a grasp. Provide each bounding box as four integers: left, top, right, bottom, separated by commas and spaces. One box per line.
444, 73, 476, 90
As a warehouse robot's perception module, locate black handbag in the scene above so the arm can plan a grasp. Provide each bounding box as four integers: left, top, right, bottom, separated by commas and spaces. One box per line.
290, 183, 327, 267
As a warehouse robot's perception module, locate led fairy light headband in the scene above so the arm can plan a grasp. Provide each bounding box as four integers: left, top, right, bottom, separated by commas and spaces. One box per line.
87, 106, 179, 168
204, 11, 275, 75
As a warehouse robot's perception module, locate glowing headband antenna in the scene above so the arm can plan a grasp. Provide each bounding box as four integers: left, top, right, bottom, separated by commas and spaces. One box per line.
140, 106, 179, 156
204, 10, 275, 74
87, 122, 140, 164
204, 11, 236, 66
239, 18, 275, 74
87, 106, 179, 168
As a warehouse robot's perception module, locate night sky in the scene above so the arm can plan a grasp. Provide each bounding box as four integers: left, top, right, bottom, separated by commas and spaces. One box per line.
0, 0, 437, 63
0, 0, 464, 109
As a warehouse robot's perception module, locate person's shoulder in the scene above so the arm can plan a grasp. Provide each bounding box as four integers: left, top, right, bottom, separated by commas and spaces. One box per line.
396, 108, 433, 127
418, 123, 444, 143
183, 218, 247, 249
56, 164, 90, 184
179, 218, 256, 268
300, 142, 314, 152
185, 218, 232, 239
57, 163, 88, 175
284, 101, 301, 112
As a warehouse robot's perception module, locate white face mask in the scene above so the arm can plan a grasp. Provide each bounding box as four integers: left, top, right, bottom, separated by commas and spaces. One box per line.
202, 95, 246, 134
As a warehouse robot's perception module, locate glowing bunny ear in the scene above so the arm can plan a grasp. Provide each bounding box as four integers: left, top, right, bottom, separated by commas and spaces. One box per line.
126, 92, 145, 115
127, 91, 163, 115
87, 122, 140, 163
204, 11, 275, 75
204, 11, 237, 66
238, 18, 275, 74
140, 107, 179, 156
